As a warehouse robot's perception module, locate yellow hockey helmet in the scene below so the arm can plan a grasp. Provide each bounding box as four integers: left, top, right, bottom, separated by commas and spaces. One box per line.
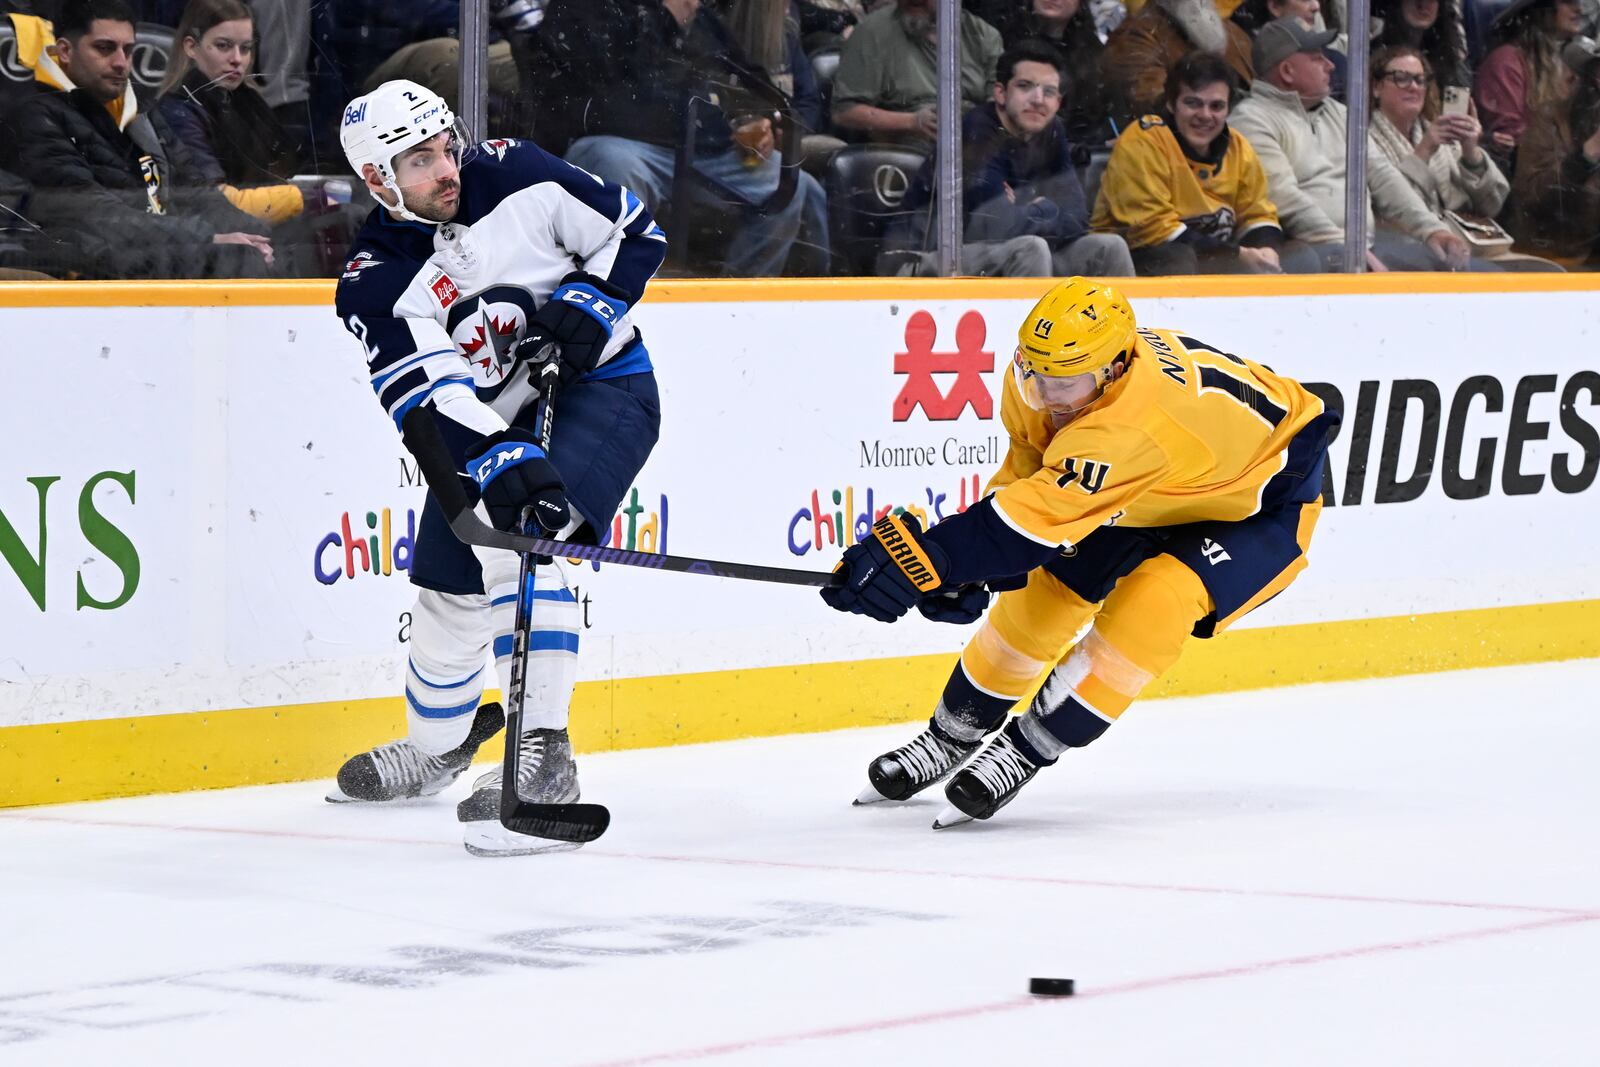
1015, 277, 1137, 387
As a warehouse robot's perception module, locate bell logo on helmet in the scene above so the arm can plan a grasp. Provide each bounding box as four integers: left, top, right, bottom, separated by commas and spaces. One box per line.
343, 102, 367, 126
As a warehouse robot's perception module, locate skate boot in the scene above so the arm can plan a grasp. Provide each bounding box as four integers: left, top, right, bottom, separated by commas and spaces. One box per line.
933, 721, 1044, 828
854, 722, 981, 804
326, 702, 504, 802
458, 727, 584, 856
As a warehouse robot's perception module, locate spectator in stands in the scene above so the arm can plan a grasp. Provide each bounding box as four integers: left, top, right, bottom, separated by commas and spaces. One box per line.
881, 39, 1134, 276
1369, 44, 1561, 268
1092, 51, 1323, 272
1230, 16, 1472, 269
248, 0, 315, 166
829, 0, 1004, 145
1476, 0, 1586, 169
796, 0, 871, 52
537, 0, 830, 277
719, 0, 842, 171
1231, 0, 1349, 100
967, 0, 1115, 145
1373, 0, 1472, 89
158, 1, 303, 224
0, 0, 272, 277
1102, 0, 1254, 128
1507, 45, 1600, 263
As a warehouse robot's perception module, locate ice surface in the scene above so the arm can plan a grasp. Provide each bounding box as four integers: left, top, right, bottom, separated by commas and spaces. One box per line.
3, 660, 1597, 1065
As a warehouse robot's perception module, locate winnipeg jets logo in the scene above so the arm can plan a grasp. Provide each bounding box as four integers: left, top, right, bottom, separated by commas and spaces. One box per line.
341, 251, 382, 279
1200, 538, 1231, 565
481, 137, 519, 161
456, 311, 521, 381
446, 286, 539, 389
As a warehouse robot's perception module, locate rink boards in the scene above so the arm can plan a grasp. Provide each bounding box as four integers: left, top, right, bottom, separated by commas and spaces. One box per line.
2, 274, 1598, 806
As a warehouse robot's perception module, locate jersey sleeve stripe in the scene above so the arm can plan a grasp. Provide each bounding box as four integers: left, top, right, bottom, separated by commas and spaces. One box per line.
389, 376, 473, 430
370, 347, 455, 390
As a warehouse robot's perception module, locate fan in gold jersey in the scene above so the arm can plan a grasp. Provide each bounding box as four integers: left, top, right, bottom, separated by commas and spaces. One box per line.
822, 276, 1341, 828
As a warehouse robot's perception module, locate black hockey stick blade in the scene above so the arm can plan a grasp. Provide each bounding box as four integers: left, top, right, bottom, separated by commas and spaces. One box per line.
500, 802, 611, 843
400, 407, 841, 588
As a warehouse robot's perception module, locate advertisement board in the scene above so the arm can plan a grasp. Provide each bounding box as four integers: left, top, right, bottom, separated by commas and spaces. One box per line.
2, 285, 1596, 745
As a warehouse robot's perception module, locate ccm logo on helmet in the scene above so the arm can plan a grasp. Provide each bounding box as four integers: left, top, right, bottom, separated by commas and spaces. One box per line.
412, 106, 445, 126
473, 446, 526, 484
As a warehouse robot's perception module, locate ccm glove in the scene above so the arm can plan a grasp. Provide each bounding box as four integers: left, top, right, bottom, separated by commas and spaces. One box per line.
464, 429, 570, 534
820, 513, 949, 623
528, 271, 632, 384
917, 583, 991, 625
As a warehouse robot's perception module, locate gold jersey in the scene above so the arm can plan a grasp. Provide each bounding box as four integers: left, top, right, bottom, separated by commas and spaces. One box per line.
1090, 116, 1279, 251
985, 327, 1330, 549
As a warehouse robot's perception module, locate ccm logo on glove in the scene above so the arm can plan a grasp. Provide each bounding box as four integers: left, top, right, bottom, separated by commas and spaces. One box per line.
557, 285, 622, 325
472, 444, 531, 485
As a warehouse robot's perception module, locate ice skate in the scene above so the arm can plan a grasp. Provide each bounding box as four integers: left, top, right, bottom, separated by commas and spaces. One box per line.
933, 722, 1043, 828
326, 702, 504, 802
854, 723, 980, 805
458, 727, 585, 856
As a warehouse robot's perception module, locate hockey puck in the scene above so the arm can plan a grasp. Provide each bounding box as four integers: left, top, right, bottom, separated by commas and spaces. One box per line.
1028, 977, 1075, 997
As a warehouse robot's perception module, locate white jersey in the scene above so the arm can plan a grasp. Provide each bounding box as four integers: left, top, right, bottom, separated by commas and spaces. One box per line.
333, 137, 667, 438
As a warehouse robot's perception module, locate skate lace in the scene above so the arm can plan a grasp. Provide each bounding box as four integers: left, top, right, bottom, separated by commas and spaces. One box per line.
370, 740, 444, 786
515, 732, 548, 791
969, 734, 1035, 795
896, 732, 962, 782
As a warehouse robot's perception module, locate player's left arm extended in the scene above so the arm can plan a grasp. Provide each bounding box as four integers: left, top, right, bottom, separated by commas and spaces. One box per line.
822, 430, 1169, 623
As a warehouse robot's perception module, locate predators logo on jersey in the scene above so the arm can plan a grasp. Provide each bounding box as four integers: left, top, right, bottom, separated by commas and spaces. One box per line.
1089, 115, 1279, 251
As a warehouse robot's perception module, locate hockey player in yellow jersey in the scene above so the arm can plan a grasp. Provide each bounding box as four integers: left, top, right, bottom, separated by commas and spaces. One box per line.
821, 277, 1340, 828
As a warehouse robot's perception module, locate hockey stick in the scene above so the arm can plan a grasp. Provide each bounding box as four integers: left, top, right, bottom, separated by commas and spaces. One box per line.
399, 407, 839, 589
495, 356, 610, 845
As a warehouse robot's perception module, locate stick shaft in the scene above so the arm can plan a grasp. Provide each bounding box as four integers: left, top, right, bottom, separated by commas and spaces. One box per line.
400, 407, 839, 588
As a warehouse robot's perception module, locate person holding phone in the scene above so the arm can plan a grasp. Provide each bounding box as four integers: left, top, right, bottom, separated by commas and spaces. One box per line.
1368, 44, 1563, 269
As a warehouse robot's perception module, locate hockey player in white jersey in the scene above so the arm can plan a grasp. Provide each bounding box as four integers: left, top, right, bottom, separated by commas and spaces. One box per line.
326, 80, 666, 856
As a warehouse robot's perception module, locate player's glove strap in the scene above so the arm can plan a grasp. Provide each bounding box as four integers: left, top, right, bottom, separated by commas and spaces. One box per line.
820, 513, 949, 623
464, 429, 570, 534
528, 271, 632, 385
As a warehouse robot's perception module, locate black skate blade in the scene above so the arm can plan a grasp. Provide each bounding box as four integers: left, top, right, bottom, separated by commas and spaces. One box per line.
501, 801, 610, 844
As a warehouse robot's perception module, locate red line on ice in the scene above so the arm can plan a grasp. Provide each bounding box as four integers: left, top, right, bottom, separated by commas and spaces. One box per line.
572, 911, 1600, 1067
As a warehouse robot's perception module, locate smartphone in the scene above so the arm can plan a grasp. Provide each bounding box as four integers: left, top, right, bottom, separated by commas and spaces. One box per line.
1442, 86, 1470, 117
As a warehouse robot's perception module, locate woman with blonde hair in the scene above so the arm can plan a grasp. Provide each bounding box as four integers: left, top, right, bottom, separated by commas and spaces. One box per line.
157, 0, 308, 227
1369, 43, 1561, 269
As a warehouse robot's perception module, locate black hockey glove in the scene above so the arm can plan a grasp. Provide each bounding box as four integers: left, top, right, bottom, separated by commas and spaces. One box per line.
464, 429, 570, 534
820, 513, 949, 624
521, 271, 632, 386
917, 583, 991, 625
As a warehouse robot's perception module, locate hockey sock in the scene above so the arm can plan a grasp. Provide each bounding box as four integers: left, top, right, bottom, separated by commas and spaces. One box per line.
931, 660, 1016, 743
405, 588, 493, 755
487, 557, 580, 732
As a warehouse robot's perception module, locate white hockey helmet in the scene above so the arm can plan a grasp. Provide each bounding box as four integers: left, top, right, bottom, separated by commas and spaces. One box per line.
340, 79, 474, 223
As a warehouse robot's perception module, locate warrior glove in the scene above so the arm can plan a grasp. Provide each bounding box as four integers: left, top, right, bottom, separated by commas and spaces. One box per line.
917, 583, 991, 625
465, 429, 570, 534
821, 514, 949, 623
517, 271, 632, 386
